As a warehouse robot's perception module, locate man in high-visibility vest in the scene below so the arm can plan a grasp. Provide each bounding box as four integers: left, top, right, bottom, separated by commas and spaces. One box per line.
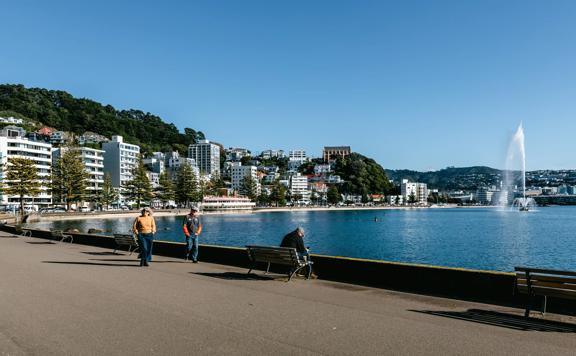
183, 206, 203, 263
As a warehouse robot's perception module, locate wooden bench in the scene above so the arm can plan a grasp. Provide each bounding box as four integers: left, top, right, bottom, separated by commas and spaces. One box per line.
14, 225, 32, 237
51, 230, 73, 243
113, 234, 139, 255
515, 266, 576, 317
246, 245, 313, 281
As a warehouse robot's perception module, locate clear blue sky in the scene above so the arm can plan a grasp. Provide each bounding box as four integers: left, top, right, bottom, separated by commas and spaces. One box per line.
2, 0, 575, 171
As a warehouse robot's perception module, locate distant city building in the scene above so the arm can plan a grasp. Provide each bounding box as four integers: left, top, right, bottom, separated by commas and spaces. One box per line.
230, 162, 260, 196
225, 147, 251, 162
166, 151, 199, 181
289, 173, 310, 204
0, 126, 52, 208
386, 195, 404, 205
50, 131, 71, 145
288, 150, 307, 171
314, 164, 332, 175
143, 152, 166, 175
102, 135, 140, 189
476, 188, 495, 205
323, 146, 351, 162
0, 116, 23, 125
401, 179, 428, 205
260, 149, 285, 159
188, 139, 221, 176
78, 131, 110, 145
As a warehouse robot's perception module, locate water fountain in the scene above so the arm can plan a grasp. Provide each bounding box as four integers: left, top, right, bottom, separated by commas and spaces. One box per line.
503, 123, 536, 211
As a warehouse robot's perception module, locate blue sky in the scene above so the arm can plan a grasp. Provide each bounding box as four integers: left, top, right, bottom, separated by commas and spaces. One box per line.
2, 0, 575, 171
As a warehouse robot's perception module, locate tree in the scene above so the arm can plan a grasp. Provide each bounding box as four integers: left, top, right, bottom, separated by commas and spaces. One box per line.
408, 192, 417, 204
240, 175, 259, 201
100, 173, 118, 210
124, 156, 153, 208
256, 191, 270, 206
155, 171, 175, 207
206, 174, 225, 196
327, 185, 341, 205
2, 157, 42, 222
52, 148, 89, 210
269, 181, 287, 207
175, 163, 198, 207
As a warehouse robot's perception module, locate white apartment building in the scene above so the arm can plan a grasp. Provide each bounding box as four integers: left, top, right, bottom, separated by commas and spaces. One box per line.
0, 116, 24, 125
0, 126, 53, 208
401, 179, 428, 205
53, 146, 105, 203
231, 162, 260, 196
50, 131, 70, 145
225, 147, 250, 162
288, 150, 307, 171
289, 173, 311, 204
102, 135, 140, 188
166, 151, 199, 181
188, 140, 221, 176
260, 149, 285, 159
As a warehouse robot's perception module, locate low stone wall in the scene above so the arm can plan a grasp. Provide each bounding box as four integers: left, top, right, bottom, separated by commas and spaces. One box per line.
4, 225, 575, 315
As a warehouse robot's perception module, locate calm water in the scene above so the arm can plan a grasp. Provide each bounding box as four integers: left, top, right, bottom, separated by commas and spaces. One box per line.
28, 207, 576, 272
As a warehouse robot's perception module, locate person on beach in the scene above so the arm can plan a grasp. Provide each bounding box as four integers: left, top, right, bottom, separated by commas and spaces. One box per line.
132, 207, 156, 267
183, 206, 203, 263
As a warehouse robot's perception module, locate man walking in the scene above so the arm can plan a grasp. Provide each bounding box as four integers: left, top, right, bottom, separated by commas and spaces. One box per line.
183, 206, 203, 263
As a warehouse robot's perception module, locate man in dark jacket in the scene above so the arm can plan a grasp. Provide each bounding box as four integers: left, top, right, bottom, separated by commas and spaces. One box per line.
280, 227, 315, 278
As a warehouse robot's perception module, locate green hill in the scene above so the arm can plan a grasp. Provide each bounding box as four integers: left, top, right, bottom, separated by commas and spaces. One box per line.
0, 84, 205, 154
386, 166, 503, 190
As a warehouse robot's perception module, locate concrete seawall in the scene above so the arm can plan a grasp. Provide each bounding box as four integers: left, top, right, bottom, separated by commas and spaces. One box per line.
4, 224, 575, 314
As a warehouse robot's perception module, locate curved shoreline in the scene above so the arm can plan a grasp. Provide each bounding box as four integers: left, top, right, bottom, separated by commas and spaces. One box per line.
30, 204, 463, 222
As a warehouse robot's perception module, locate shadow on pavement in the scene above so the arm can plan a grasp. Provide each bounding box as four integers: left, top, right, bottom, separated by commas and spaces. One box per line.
43, 261, 139, 267
193, 272, 277, 281
89, 258, 185, 264
26, 241, 56, 245
82, 251, 121, 256
411, 309, 576, 332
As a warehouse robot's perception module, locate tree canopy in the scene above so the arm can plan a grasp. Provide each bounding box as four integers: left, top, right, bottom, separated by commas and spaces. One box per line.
0, 84, 205, 155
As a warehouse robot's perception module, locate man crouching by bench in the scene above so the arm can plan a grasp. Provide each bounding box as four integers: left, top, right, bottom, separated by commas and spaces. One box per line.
280, 227, 316, 278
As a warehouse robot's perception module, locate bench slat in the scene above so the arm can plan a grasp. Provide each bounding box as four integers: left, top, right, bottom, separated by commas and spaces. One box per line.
515, 267, 576, 278
517, 279, 576, 291
531, 287, 576, 300
516, 274, 576, 285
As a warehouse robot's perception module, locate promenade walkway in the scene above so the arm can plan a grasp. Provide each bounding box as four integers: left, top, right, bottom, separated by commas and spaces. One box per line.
1, 231, 576, 355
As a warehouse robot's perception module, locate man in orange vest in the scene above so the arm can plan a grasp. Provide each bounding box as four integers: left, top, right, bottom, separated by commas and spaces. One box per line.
183, 206, 203, 263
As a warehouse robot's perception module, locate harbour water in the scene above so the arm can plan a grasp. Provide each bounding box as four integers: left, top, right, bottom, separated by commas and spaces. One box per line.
28, 206, 576, 272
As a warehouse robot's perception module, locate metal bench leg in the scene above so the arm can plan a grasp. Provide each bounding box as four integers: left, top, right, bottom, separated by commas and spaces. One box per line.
128, 246, 133, 256
525, 295, 532, 318
542, 296, 548, 316
265, 262, 271, 274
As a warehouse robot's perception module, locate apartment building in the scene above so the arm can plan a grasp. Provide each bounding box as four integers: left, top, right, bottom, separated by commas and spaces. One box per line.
53, 146, 105, 202
230, 162, 260, 196
188, 139, 220, 176
102, 135, 140, 188
0, 126, 53, 208
401, 179, 428, 205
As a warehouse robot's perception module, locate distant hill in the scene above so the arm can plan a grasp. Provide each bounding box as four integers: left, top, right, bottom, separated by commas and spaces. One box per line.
386, 166, 503, 190
0, 84, 205, 154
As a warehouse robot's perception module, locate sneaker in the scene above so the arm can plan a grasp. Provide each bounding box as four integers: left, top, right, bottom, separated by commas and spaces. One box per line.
192, 260, 198, 264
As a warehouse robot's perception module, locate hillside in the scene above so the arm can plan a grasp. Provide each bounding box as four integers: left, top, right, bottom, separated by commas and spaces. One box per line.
386, 166, 503, 190
0, 84, 205, 154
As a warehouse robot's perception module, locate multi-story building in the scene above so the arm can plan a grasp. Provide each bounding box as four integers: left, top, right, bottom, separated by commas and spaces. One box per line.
0, 116, 24, 125
288, 150, 307, 171
188, 139, 220, 176
143, 152, 166, 175
230, 162, 260, 196
102, 135, 140, 188
53, 146, 105, 204
78, 131, 109, 146
50, 131, 70, 145
0, 126, 52, 209
225, 147, 251, 162
401, 179, 428, 205
260, 149, 285, 159
289, 173, 310, 204
323, 146, 351, 162
314, 164, 332, 175
166, 151, 199, 181
475, 188, 495, 205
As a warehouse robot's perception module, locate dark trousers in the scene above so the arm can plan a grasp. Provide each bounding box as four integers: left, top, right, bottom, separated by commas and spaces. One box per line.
138, 233, 154, 264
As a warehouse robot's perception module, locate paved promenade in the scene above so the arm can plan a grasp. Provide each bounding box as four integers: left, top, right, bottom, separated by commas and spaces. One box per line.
1, 232, 576, 355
